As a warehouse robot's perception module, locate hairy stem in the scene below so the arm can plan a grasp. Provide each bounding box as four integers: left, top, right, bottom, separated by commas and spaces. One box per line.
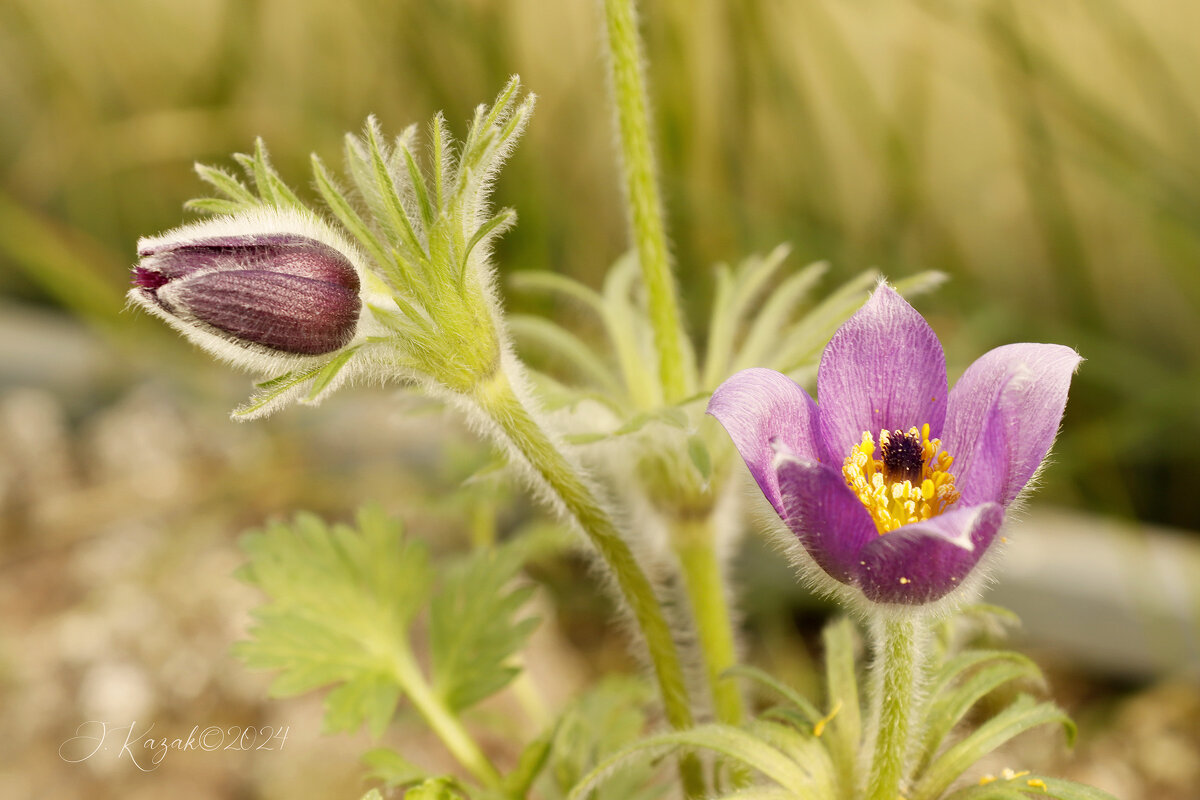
390, 644, 502, 789
865, 615, 923, 800
602, 0, 693, 402
673, 517, 744, 726
470, 368, 705, 797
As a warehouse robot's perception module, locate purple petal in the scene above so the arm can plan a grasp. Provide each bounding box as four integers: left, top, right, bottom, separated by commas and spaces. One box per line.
139, 232, 316, 259
855, 503, 1003, 604
776, 456, 876, 584
948, 393, 1009, 507
942, 343, 1081, 507
160, 269, 360, 355
708, 368, 822, 515
139, 235, 358, 285
817, 284, 948, 464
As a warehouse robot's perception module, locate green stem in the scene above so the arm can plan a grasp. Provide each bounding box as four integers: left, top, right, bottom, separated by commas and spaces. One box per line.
471, 369, 705, 797
865, 615, 924, 800
602, 0, 692, 402
673, 517, 744, 726
390, 644, 502, 789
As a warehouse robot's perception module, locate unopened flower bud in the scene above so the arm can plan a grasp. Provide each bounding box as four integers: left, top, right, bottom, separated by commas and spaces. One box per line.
129, 210, 368, 372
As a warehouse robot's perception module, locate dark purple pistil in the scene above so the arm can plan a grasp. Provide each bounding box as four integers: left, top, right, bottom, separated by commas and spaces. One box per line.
881, 429, 923, 484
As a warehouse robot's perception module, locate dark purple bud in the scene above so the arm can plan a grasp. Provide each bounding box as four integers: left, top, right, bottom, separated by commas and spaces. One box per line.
132, 234, 361, 356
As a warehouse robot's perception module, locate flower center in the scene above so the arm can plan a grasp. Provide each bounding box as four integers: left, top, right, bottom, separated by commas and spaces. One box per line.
841, 423, 960, 534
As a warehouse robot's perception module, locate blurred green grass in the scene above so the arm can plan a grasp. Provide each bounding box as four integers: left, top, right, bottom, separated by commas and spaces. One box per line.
2, 0, 1197, 530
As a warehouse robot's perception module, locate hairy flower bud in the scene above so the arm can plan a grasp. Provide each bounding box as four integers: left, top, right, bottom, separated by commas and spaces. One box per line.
129, 209, 368, 373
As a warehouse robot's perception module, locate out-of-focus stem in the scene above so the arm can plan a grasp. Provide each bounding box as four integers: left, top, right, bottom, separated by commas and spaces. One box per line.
673, 517, 744, 726
470, 368, 705, 797
602, 0, 693, 403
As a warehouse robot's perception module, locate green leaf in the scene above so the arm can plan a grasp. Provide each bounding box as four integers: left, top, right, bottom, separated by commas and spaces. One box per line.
401, 140, 436, 229
613, 407, 688, 436
364, 118, 427, 261
1020, 776, 1122, 800
509, 270, 609, 320
323, 671, 401, 737
945, 773, 1121, 800
773, 268, 879, 371
745, 719, 837, 797
232, 364, 326, 418
192, 162, 259, 207
944, 782, 1030, 800
429, 541, 539, 711
405, 777, 468, 800
927, 650, 1042, 702
362, 747, 427, 788
254, 137, 305, 209
734, 259, 828, 373
183, 197, 249, 216
234, 506, 432, 736
917, 651, 1045, 775
567, 724, 818, 800
463, 208, 516, 276
306, 346, 360, 401
501, 729, 555, 799
508, 314, 623, 397
821, 616, 861, 795
702, 245, 798, 387
549, 678, 658, 800
711, 788, 796, 800
686, 434, 712, 481
311, 153, 394, 276
722, 664, 823, 726
912, 695, 1076, 800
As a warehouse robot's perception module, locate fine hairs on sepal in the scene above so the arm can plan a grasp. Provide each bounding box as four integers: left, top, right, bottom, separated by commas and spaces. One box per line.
129, 207, 385, 392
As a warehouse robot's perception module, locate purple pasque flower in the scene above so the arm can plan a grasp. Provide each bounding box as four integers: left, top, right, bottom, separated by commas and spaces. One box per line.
129, 208, 366, 372
708, 283, 1080, 605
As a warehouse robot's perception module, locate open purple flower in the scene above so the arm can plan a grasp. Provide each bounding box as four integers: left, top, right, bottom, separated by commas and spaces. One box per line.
708, 284, 1080, 605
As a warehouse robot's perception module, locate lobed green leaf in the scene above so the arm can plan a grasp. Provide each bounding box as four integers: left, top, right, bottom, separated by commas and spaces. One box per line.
234, 507, 431, 736
429, 541, 539, 711
362, 747, 428, 788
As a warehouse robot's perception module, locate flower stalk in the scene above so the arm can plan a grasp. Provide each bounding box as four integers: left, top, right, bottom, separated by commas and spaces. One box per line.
602, 0, 693, 403
672, 517, 744, 726
468, 367, 705, 796
865, 614, 924, 800
389, 642, 503, 790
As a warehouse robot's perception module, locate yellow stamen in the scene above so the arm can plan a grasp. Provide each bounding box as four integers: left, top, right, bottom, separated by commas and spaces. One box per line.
841, 424, 960, 534
813, 699, 842, 737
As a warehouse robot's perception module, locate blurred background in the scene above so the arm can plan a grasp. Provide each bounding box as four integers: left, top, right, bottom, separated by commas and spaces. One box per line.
1, 0, 1197, 798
